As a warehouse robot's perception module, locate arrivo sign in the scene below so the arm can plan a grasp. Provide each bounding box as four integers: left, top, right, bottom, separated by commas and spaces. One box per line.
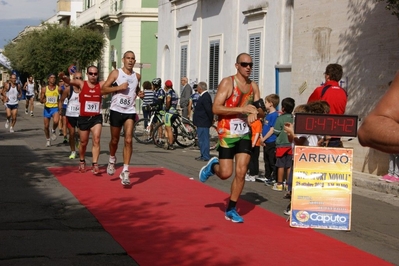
294, 113, 358, 137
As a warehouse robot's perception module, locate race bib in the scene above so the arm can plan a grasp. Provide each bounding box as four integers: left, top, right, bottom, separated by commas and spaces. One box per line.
67, 102, 80, 114
84, 101, 100, 113
117, 94, 133, 108
230, 118, 249, 135
47, 96, 57, 104
63, 98, 69, 105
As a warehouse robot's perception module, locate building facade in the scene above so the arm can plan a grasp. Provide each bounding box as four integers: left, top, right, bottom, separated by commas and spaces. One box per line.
157, 0, 294, 99
76, 0, 158, 84
158, 0, 399, 175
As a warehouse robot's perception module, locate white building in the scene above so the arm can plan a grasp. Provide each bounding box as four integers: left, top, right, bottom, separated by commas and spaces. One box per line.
158, 0, 399, 175
157, 0, 294, 99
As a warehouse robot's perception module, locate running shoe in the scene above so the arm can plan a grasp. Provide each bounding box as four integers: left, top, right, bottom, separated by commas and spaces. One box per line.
255, 176, 268, 182
120, 171, 130, 185
5, 120, 9, 129
284, 202, 291, 216
199, 157, 219, 183
107, 161, 116, 176
30, 112, 33, 117
9, 127, 14, 133
69, 151, 76, 159
25, 109, 28, 114
46, 140, 51, 147
379, 174, 392, 181
51, 130, 57, 141
79, 161, 86, 173
245, 174, 255, 182
92, 163, 100, 175
63, 137, 68, 144
385, 175, 399, 183
59, 131, 63, 136
272, 183, 283, 191
225, 207, 244, 223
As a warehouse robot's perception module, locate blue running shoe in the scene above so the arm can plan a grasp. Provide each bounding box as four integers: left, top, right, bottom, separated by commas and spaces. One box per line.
225, 207, 244, 223
199, 156, 219, 183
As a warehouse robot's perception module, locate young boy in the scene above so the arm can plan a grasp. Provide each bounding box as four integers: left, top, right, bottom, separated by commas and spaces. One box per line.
246, 118, 263, 182
259, 94, 280, 184
272, 97, 295, 191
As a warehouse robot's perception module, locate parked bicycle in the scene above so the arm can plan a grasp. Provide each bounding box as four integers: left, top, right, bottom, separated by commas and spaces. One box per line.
133, 107, 165, 144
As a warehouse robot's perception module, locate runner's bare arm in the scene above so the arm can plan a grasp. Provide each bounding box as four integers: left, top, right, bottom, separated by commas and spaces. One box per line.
58, 72, 83, 88
101, 70, 128, 95
358, 71, 399, 153
40, 86, 46, 104
59, 87, 70, 110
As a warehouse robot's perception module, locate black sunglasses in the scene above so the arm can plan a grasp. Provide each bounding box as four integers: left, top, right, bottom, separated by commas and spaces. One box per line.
239, 62, 253, 68
88, 72, 98, 76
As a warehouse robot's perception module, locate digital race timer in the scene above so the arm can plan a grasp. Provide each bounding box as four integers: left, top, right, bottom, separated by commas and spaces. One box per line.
294, 113, 358, 137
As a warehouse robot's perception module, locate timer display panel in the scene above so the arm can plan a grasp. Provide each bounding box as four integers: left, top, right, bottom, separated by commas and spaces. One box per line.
294, 113, 358, 137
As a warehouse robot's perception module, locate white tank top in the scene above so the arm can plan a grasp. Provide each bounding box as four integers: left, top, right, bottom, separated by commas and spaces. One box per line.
26, 82, 35, 96
66, 89, 80, 117
6, 85, 19, 105
110, 68, 138, 114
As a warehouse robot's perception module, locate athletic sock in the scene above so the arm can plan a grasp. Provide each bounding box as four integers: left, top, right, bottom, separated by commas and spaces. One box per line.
226, 200, 237, 211
109, 156, 116, 163
123, 164, 129, 172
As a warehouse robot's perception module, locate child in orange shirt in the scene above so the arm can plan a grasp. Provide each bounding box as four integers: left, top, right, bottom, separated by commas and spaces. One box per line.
246, 118, 263, 182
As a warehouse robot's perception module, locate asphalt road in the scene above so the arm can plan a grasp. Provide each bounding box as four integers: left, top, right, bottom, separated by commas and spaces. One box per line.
0, 102, 398, 265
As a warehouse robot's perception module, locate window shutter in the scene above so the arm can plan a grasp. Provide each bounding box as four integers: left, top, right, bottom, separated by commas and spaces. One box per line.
249, 34, 261, 84
209, 41, 220, 92
180, 45, 188, 79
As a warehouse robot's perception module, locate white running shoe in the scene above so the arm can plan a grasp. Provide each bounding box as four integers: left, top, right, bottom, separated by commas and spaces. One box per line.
25, 109, 28, 114
30, 112, 34, 116
69, 151, 76, 159
107, 161, 116, 175
5, 120, 9, 129
120, 171, 130, 185
51, 130, 57, 141
46, 140, 51, 147
9, 127, 14, 133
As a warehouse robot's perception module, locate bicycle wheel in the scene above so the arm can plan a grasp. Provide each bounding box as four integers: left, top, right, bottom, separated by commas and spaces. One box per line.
209, 125, 219, 150
133, 118, 153, 144
175, 121, 196, 148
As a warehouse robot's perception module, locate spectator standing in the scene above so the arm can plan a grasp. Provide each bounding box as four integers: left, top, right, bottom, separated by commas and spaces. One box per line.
259, 94, 280, 184
308, 63, 347, 147
272, 97, 295, 192
246, 118, 262, 182
188, 84, 200, 120
180, 77, 192, 118
163, 80, 179, 150
193, 81, 213, 161
141, 80, 155, 128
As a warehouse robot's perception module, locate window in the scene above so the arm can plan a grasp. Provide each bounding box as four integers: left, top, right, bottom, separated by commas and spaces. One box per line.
249, 33, 261, 84
180, 45, 188, 79
209, 40, 220, 92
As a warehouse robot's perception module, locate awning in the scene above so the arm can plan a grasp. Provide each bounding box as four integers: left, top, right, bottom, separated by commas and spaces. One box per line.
0, 53, 12, 70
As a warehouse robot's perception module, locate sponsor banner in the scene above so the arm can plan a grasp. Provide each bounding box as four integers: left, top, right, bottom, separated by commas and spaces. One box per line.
290, 146, 353, 230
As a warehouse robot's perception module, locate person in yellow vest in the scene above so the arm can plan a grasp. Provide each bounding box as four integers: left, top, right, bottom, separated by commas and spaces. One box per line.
40, 74, 62, 147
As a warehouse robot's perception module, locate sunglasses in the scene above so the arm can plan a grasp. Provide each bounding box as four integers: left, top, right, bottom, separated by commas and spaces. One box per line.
239, 62, 253, 68
88, 72, 98, 76
74, 77, 82, 80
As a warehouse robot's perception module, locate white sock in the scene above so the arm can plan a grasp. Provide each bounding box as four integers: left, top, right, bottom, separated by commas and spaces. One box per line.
109, 156, 116, 163
123, 164, 129, 172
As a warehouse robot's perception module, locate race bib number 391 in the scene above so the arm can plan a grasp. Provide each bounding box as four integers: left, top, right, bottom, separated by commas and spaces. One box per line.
84, 101, 100, 113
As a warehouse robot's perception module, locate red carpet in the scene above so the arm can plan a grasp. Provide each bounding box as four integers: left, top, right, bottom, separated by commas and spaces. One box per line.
49, 166, 391, 266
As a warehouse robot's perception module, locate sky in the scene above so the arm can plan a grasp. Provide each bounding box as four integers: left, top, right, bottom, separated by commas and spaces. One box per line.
0, 0, 56, 49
